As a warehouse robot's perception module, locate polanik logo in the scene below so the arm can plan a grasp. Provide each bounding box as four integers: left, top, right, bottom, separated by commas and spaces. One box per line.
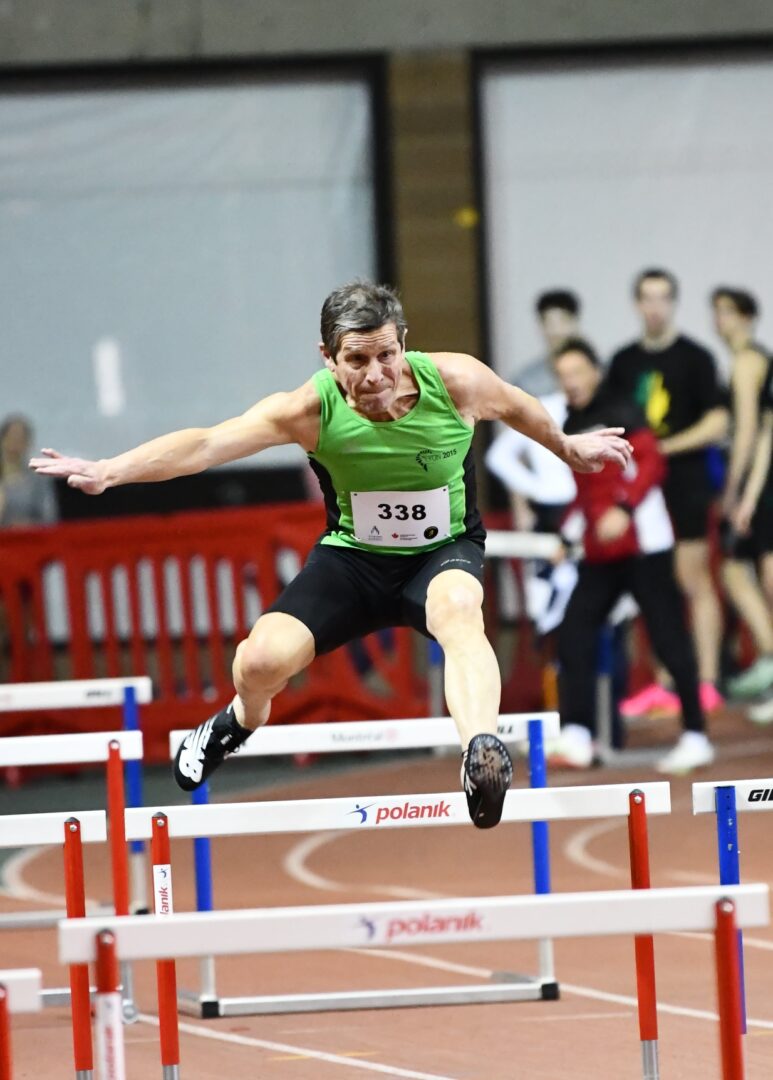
348, 803, 374, 824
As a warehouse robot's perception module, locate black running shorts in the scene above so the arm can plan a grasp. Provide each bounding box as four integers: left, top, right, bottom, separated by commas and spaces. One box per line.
266, 536, 485, 654
662, 458, 715, 542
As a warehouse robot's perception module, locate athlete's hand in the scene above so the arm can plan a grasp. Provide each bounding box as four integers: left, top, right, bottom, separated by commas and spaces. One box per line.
562, 429, 633, 474
732, 499, 755, 537
28, 449, 109, 495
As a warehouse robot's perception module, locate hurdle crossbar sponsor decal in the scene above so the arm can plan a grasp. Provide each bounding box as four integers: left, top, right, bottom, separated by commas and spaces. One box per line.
152, 865, 174, 915
359, 909, 485, 945
347, 797, 457, 826
693, 777, 773, 814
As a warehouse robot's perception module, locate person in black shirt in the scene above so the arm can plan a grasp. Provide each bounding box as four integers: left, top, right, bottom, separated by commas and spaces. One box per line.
711, 287, 773, 702
607, 268, 728, 717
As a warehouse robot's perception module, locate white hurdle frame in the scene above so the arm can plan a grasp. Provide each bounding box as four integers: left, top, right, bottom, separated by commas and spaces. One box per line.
129, 776, 670, 1017
0, 811, 106, 1016
169, 712, 562, 1016
58, 884, 768, 1080
0, 731, 142, 932
0, 677, 151, 916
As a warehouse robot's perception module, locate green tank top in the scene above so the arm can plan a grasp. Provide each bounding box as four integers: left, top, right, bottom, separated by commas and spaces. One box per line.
308, 351, 483, 555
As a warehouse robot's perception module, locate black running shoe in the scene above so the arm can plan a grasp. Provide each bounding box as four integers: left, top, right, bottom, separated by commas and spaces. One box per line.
173, 703, 251, 791
461, 733, 513, 829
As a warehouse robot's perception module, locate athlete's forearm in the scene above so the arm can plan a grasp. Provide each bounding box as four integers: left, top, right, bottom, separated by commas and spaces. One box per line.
102, 428, 217, 488
501, 392, 568, 461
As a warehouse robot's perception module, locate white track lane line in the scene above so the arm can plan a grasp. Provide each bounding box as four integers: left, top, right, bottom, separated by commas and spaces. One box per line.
137, 1013, 458, 1080
284, 832, 442, 899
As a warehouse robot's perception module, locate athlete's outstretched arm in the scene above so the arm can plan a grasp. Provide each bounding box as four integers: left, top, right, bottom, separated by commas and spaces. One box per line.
432, 352, 633, 473
29, 382, 320, 495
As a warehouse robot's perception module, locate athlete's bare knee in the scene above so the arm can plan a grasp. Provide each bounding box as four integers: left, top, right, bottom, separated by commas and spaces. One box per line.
425, 574, 483, 641
234, 629, 304, 693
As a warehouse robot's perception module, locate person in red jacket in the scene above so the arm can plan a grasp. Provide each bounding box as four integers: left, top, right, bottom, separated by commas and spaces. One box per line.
550, 338, 713, 774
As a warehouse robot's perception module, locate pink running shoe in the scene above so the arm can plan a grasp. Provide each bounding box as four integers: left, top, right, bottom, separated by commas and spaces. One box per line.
619, 682, 679, 719
699, 681, 725, 713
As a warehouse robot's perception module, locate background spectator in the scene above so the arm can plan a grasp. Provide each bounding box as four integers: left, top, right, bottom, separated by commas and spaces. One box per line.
607, 269, 728, 717
550, 338, 712, 774
0, 415, 58, 529
711, 288, 773, 701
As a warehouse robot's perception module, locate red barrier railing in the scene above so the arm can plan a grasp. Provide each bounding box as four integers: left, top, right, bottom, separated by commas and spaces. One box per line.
0, 505, 426, 760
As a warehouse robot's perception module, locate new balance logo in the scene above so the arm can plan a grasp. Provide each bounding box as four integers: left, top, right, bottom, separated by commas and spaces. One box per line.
176, 718, 215, 783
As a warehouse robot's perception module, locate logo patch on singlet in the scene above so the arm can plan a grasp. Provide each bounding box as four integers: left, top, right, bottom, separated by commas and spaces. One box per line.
416, 448, 458, 472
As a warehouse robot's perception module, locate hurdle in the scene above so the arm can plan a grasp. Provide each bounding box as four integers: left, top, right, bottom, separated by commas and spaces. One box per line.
0, 812, 105, 1078
168, 713, 560, 1011
126, 775, 670, 1025
692, 777, 773, 1032
0, 677, 152, 915
0, 969, 42, 1080
58, 884, 769, 1080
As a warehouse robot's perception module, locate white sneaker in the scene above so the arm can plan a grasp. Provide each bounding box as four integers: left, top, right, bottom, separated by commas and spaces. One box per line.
748, 694, 773, 725
655, 731, 715, 775
546, 724, 594, 769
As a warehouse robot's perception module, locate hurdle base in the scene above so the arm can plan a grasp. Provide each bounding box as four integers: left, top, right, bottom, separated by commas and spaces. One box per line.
178, 978, 556, 1016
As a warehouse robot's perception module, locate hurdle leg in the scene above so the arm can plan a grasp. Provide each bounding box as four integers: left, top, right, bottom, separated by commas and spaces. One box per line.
0, 986, 11, 1080
191, 783, 219, 1014
106, 742, 138, 1024
151, 814, 181, 1079
121, 687, 149, 915
627, 791, 659, 1080
63, 819, 94, 1080
95, 932, 126, 1080
715, 899, 745, 1080
715, 786, 747, 1033
528, 719, 556, 991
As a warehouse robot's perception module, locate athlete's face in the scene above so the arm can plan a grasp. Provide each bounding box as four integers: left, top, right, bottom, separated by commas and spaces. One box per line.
555, 350, 601, 409
712, 296, 749, 343
324, 323, 405, 415
636, 279, 676, 339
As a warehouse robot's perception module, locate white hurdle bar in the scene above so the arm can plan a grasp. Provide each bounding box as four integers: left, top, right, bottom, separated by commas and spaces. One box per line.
59, 884, 770, 961
168, 711, 561, 758
0, 677, 152, 712
125, 782, 671, 839
58, 885, 767, 1080
125, 780, 669, 1019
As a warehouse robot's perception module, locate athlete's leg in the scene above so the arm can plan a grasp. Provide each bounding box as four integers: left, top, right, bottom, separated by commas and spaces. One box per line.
424, 569, 499, 746
174, 543, 385, 791
231, 612, 315, 729
418, 561, 509, 829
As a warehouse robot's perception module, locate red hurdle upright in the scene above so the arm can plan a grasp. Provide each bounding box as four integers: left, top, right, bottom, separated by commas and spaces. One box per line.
151, 814, 181, 1080
628, 789, 659, 1080
63, 818, 94, 1079
715, 899, 745, 1080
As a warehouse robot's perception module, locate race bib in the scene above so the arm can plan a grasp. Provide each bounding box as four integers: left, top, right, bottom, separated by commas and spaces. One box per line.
351, 488, 451, 548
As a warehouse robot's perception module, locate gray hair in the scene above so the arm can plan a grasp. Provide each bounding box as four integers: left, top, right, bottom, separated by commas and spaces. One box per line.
320, 281, 407, 358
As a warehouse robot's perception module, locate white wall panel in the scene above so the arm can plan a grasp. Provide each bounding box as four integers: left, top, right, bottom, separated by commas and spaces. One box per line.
481, 55, 773, 380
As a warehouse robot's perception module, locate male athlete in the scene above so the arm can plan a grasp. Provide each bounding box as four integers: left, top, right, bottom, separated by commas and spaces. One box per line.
31, 282, 631, 828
